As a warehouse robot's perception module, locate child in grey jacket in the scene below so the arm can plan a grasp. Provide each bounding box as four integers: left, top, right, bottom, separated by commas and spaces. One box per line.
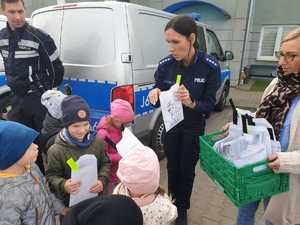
0, 121, 66, 225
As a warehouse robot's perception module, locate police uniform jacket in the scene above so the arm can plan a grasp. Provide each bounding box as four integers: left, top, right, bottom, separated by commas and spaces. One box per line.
0, 22, 64, 96
154, 50, 221, 132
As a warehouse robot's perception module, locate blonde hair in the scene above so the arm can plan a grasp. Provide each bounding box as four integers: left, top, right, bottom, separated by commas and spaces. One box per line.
281, 27, 300, 44
155, 186, 166, 196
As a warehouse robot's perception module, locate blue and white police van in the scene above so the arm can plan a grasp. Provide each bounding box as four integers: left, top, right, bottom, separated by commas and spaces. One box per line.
0, 2, 233, 158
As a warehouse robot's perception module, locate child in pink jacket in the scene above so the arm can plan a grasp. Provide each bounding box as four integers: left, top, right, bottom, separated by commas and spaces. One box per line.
96, 99, 134, 194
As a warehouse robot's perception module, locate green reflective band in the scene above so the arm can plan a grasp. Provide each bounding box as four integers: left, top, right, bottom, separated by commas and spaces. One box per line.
67, 157, 79, 172
176, 74, 182, 85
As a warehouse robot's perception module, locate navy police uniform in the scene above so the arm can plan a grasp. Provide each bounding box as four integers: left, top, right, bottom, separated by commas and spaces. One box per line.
0, 22, 64, 129
153, 50, 220, 210
0, 22, 64, 173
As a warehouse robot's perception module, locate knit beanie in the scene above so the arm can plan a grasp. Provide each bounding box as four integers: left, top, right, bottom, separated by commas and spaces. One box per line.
41, 90, 66, 119
117, 146, 160, 195
62, 195, 143, 225
111, 99, 134, 123
0, 121, 38, 170
61, 95, 90, 127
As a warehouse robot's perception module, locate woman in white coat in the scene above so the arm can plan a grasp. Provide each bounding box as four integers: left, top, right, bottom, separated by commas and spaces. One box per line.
259, 27, 300, 225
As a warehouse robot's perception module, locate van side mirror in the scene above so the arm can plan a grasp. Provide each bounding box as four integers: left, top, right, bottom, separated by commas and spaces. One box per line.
225, 50, 234, 60
64, 84, 72, 95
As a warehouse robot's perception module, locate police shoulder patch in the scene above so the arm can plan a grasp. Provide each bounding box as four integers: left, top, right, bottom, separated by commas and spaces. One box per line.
159, 55, 173, 66
203, 54, 219, 68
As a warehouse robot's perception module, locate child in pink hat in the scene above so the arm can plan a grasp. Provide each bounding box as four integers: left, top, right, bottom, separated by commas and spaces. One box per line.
113, 146, 178, 225
96, 99, 134, 194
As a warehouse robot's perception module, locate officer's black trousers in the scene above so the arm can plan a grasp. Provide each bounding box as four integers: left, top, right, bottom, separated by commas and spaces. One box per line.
8, 92, 46, 174
164, 125, 203, 210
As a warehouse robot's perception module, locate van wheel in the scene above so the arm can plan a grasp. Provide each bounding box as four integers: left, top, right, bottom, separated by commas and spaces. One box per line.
151, 115, 166, 160
215, 82, 230, 111
0, 94, 12, 120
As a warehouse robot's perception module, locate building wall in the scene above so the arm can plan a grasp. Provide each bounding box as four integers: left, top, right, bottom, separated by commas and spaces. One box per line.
245, 0, 300, 77
130, 0, 163, 9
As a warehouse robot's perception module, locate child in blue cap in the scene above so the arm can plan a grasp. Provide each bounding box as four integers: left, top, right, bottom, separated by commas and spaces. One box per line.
0, 121, 67, 225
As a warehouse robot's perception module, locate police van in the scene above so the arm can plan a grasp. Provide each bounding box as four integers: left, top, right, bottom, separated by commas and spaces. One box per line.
0, 1, 233, 157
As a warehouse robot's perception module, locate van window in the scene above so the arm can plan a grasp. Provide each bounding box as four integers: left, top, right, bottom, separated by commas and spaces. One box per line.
134, 12, 169, 67
61, 8, 115, 65
32, 10, 63, 51
206, 29, 223, 60
196, 26, 206, 53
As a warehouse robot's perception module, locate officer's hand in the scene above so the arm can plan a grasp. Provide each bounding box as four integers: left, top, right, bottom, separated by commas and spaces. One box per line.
175, 85, 195, 108
148, 88, 161, 105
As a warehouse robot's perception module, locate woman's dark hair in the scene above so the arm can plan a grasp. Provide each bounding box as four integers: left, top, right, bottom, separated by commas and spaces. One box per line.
165, 15, 199, 49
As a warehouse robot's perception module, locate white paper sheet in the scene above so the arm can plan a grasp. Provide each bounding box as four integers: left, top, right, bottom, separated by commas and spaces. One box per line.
69, 154, 98, 207
116, 128, 144, 157
236, 108, 255, 117
159, 84, 184, 132
214, 118, 280, 168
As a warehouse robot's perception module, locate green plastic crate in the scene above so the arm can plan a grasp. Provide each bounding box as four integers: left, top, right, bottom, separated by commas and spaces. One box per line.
199, 131, 289, 207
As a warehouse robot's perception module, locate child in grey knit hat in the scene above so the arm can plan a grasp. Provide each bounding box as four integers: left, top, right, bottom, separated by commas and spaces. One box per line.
40, 90, 67, 154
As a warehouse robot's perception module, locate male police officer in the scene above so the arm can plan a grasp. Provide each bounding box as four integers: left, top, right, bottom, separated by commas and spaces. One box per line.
0, 0, 64, 172
0, 0, 64, 127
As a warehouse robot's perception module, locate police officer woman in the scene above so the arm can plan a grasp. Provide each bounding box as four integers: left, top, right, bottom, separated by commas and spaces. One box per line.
148, 16, 220, 225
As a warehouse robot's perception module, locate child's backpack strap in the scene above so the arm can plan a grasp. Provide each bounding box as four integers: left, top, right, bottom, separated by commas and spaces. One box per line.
104, 137, 117, 150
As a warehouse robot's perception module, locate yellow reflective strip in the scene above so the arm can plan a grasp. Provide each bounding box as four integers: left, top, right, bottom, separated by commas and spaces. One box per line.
66, 158, 79, 172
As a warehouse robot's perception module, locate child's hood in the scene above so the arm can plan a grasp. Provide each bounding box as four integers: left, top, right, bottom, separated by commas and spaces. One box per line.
0, 175, 24, 190
96, 116, 122, 140
42, 112, 64, 133
96, 116, 110, 131
0, 165, 40, 190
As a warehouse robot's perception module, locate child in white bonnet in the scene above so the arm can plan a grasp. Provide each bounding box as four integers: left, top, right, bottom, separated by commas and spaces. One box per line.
113, 146, 177, 225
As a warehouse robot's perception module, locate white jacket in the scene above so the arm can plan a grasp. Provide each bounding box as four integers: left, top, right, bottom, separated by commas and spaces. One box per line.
262, 78, 300, 225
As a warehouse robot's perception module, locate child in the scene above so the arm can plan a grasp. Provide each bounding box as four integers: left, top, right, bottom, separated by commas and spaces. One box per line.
62, 195, 143, 225
0, 121, 66, 225
113, 146, 178, 225
40, 90, 66, 154
96, 99, 134, 194
46, 95, 111, 206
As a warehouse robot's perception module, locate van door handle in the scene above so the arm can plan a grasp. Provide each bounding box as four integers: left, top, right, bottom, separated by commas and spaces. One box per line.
121, 53, 132, 63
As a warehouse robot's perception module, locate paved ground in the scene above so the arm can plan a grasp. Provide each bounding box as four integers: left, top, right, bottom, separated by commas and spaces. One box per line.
159, 86, 266, 225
